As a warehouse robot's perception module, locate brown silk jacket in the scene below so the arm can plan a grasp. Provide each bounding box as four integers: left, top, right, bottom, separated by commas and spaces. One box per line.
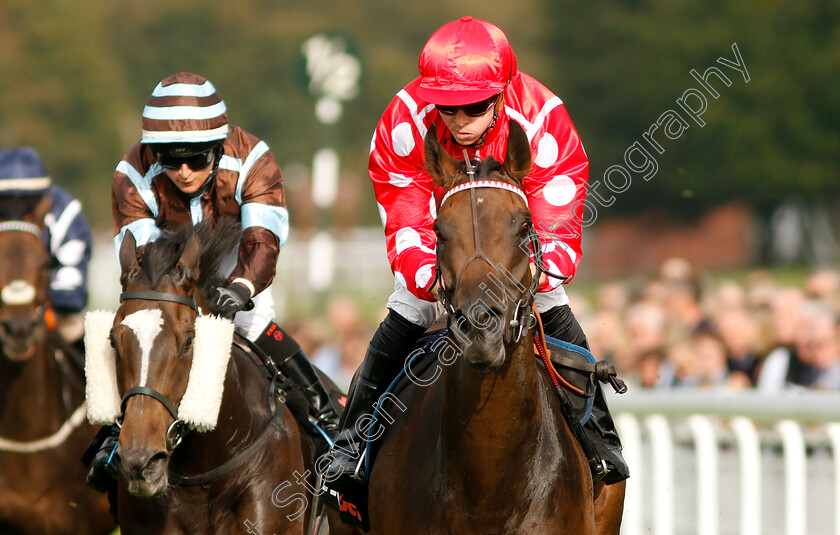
111, 125, 288, 295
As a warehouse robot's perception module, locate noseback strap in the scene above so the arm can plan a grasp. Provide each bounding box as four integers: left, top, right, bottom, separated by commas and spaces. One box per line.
121, 385, 180, 421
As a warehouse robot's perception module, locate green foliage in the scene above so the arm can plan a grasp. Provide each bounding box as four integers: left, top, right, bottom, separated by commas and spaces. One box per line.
542, 0, 840, 219
0, 0, 836, 229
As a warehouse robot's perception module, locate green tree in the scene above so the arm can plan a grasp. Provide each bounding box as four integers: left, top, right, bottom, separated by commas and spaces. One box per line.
542, 0, 840, 220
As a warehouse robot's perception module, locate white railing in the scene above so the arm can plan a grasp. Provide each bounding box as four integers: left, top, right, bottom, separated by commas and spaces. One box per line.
610, 390, 840, 535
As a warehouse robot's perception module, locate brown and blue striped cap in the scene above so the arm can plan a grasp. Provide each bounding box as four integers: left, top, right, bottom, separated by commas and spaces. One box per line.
141, 72, 229, 144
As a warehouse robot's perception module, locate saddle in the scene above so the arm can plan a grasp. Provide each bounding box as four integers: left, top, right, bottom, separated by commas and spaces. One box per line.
231, 334, 344, 450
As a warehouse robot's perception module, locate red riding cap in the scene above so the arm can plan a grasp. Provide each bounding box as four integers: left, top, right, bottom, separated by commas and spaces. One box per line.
417, 17, 517, 106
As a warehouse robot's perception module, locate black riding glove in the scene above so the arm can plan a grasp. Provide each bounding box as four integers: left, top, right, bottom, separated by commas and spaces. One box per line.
214, 282, 252, 319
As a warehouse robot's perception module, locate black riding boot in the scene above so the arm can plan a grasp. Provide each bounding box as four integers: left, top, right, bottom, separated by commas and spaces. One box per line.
277, 350, 341, 434
81, 424, 120, 493
586, 383, 629, 484
254, 322, 341, 437
541, 305, 629, 484
323, 310, 426, 489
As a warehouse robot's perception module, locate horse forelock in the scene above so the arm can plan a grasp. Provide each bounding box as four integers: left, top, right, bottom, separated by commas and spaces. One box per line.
138, 218, 241, 292
446, 156, 520, 191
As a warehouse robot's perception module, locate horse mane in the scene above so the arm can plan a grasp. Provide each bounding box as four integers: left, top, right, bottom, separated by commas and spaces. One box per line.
139, 218, 241, 299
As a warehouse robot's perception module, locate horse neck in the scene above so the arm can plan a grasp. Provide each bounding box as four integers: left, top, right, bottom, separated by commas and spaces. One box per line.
173, 350, 263, 471
0, 338, 66, 438
440, 334, 543, 479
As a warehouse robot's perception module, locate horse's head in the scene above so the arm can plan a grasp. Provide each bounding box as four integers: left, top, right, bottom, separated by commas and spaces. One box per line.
427, 121, 536, 370
113, 230, 202, 496
85, 220, 240, 497
0, 195, 52, 362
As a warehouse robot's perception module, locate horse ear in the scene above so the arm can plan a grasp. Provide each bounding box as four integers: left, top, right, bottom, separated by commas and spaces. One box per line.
174, 232, 201, 285
119, 232, 138, 272
26, 192, 52, 227
119, 231, 141, 286
424, 123, 460, 189
504, 120, 532, 184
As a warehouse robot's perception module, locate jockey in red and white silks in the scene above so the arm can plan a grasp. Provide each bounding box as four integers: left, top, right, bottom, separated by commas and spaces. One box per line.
370, 72, 588, 327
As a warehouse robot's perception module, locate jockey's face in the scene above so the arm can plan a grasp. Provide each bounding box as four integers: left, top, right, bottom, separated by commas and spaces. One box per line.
438, 97, 497, 146
163, 154, 215, 195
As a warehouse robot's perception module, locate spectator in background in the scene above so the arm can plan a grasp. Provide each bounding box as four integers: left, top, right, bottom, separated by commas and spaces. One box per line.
667, 335, 702, 388
745, 269, 777, 310
794, 304, 840, 390
659, 259, 712, 337
638, 347, 674, 389
596, 281, 630, 314
805, 268, 840, 310
693, 326, 734, 389
715, 306, 760, 386
616, 300, 666, 386
588, 309, 626, 368
756, 288, 807, 392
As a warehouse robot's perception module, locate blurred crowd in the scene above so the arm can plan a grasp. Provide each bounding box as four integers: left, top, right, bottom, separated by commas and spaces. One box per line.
576, 258, 840, 393
291, 259, 840, 394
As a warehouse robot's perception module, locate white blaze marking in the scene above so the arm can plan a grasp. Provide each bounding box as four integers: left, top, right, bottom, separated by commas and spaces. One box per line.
121, 309, 163, 387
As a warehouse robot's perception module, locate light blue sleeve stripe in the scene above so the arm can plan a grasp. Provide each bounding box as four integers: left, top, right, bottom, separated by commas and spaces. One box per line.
235, 141, 271, 205
190, 197, 203, 225
241, 204, 289, 248
113, 219, 161, 261
218, 154, 242, 172
116, 161, 159, 217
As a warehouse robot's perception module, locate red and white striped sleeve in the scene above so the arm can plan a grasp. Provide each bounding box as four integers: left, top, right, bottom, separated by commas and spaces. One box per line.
368, 86, 439, 302
510, 79, 589, 290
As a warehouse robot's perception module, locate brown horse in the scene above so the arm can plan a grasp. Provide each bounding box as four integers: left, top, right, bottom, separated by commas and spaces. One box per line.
366, 122, 624, 534
84, 219, 354, 534
0, 196, 114, 535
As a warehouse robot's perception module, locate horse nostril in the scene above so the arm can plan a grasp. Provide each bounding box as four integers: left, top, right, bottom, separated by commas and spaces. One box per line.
4, 317, 38, 339
142, 451, 170, 480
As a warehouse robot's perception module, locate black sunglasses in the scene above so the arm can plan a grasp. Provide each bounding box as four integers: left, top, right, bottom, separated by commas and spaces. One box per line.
157, 149, 214, 171
435, 95, 499, 117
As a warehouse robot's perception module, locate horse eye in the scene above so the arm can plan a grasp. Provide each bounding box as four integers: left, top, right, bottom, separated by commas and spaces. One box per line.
183, 335, 194, 352
434, 224, 446, 243
109, 334, 116, 348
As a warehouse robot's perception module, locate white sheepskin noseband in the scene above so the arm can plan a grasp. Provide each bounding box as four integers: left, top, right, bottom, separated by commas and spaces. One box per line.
84, 310, 236, 432
178, 314, 235, 431
84, 310, 120, 424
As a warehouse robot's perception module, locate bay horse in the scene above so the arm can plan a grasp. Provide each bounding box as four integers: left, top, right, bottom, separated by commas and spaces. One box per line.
0, 195, 114, 535
366, 122, 625, 534
84, 219, 354, 534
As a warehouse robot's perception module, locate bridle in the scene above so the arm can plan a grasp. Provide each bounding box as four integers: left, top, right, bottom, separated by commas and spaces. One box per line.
0, 220, 52, 346
117, 289, 198, 450
115, 288, 283, 485
434, 152, 567, 344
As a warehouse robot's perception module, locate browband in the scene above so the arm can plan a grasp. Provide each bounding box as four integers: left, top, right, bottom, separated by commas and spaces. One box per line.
0, 220, 41, 237
440, 180, 529, 208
